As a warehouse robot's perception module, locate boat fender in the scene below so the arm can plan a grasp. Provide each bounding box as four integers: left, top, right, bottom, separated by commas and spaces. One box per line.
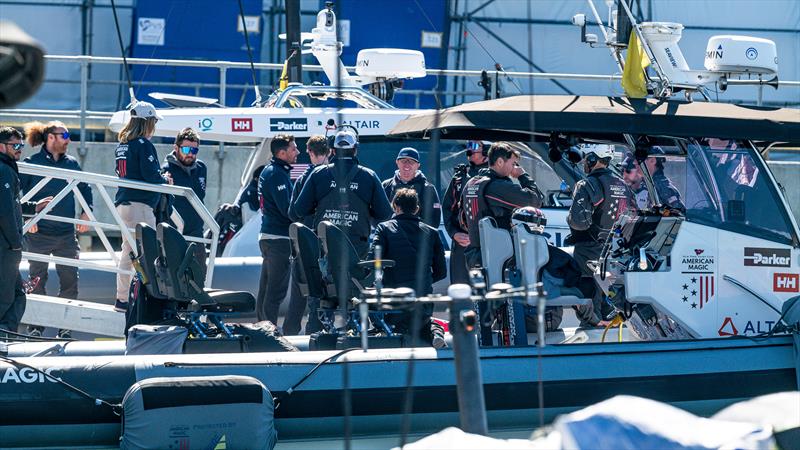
120, 375, 277, 450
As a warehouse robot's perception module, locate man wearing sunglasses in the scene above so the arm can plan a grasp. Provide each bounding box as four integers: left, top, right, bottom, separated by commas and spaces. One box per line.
20, 121, 93, 339
0, 127, 51, 339
442, 140, 488, 284
161, 128, 208, 268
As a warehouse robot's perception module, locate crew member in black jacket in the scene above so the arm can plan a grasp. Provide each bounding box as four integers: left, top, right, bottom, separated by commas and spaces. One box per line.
256, 134, 301, 326
113, 101, 171, 312
442, 140, 488, 283
290, 128, 392, 258
0, 127, 50, 338
369, 188, 446, 347
382, 147, 441, 228
20, 120, 93, 338
161, 128, 208, 268
462, 142, 544, 268
286, 134, 329, 335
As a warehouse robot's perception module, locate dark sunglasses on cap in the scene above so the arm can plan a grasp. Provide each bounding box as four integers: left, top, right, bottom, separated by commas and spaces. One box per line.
50, 131, 70, 140
179, 146, 199, 155
2, 142, 24, 151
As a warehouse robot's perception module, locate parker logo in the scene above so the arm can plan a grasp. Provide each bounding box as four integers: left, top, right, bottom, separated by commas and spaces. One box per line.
773, 273, 799, 293
270, 118, 307, 132
231, 118, 253, 132
744, 247, 791, 267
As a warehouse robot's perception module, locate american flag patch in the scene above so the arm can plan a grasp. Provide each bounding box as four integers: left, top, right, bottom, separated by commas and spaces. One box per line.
290, 164, 309, 180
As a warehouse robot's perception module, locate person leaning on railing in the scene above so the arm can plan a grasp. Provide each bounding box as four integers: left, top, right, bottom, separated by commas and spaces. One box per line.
112, 101, 172, 313
20, 120, 93, 339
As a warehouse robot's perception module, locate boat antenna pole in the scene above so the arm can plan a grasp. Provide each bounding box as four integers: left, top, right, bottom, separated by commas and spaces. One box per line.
237, 0, 263, 105
110, 0, 136, 105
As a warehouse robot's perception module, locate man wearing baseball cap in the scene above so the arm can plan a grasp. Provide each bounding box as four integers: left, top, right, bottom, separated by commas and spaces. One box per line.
382, 147, 441, 228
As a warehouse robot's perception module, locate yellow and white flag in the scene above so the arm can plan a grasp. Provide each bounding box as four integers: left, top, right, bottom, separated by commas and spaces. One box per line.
621, 31, 650, 98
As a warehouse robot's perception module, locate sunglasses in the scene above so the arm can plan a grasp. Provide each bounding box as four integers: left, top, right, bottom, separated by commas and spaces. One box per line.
2, 142, 24, 151
50, 131, 70, 140
179, 146, 199, 155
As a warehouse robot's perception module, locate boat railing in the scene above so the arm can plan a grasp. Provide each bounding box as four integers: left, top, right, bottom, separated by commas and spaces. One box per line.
7, 54, 797, 155
18, 161, 219, 287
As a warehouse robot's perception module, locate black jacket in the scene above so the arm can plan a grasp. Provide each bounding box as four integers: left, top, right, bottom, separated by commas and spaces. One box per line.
442, 161, 487, 238
291, 158, 392, 245
114, 137, 168, 208
462, 168, 544, 251
567, 167, 636, 246
258, 157, 294, 237
161, 152, 207, 237
369, 213, 446, 296
382, 170, 441, 228
19, 146, 93, 235
288, 163, 318, 228
0, 153, 37, 250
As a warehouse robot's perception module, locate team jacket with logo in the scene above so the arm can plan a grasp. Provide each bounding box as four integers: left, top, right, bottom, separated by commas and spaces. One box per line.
114, 137, 168, 209
161, 152, 207, 237
259, 157, 294, 237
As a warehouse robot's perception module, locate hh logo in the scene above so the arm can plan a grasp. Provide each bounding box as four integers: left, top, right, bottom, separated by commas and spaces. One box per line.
773, 273, 799, 292
231, 118, 253, 132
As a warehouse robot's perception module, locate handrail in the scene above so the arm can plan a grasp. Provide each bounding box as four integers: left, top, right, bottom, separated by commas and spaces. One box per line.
18, 162, 220, 287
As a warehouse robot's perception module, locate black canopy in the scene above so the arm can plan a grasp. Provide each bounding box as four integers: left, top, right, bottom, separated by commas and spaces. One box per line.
389, 95, 800, 144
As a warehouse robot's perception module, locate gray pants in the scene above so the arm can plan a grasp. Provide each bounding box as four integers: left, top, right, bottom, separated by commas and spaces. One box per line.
116, 203, 156, 302
257, 238, 301, 327
0, 249, 25, 334
25, 232, 79, 299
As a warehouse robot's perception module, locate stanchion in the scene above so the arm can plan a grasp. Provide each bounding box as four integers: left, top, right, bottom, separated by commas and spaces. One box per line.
448, 284, 488, 435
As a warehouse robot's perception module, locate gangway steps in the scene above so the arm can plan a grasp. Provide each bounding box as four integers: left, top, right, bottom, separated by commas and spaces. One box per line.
21, 294, 125, 337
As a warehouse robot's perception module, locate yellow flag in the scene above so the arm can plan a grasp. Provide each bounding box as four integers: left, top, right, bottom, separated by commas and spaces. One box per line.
278, 60, 289, 91
621, 31, 650, 98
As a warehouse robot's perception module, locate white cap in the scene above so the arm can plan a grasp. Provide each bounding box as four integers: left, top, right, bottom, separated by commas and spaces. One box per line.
578, 143, 615, 159
333, 129, 358, 149
130, 101, 163, 121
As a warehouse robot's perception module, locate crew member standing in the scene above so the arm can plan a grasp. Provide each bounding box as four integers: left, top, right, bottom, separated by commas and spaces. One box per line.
256, 134, 302, 326
442, 140, 488, 283
382, 147, 441, 228
286, 134, 329, 335
20, 121, 93, 339
567, 144, 636, 326
461, 142, 544, 268
113, 101, 172, 312
291, 128, 392, 258
161, 128, 208, 268
0, 127, 50, 338
369, 188, 447, 347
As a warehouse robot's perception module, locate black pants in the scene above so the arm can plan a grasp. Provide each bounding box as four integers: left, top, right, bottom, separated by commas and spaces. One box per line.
257, 239, 301, 327
283, 257, 321, 336
0, 249, 25, 335
449, 242, 470, 284
25, 232, 79, 299
572, 243, 609, 326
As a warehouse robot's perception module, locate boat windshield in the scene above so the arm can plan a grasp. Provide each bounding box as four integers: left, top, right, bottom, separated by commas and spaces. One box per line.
272, 86, 393, 109
625, 138, 797, 245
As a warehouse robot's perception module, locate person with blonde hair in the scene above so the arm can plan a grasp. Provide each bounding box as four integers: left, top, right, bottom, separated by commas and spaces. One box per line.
112, 101, 171, 312
19, 120, 93, 338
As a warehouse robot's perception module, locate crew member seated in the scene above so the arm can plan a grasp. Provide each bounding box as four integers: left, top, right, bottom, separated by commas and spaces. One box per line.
368, 188, 447, 348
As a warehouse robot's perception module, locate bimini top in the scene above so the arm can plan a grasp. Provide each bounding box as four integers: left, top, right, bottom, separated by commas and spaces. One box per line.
388, 95, 800, 144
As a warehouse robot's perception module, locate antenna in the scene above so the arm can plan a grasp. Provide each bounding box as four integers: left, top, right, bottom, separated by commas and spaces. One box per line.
237, 0, 263, 106
110, 0, 136, 105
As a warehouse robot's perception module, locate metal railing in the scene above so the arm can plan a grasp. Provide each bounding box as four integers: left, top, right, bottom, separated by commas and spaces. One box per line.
19, 162, 220, 287
6, 54, 799, 154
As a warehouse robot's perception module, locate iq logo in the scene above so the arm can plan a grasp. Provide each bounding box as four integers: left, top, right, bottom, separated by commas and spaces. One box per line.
198, 118, 213, 132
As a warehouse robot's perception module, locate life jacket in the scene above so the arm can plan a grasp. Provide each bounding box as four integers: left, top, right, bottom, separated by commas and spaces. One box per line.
461, 173, 495, 248
571, 169, 633, 245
